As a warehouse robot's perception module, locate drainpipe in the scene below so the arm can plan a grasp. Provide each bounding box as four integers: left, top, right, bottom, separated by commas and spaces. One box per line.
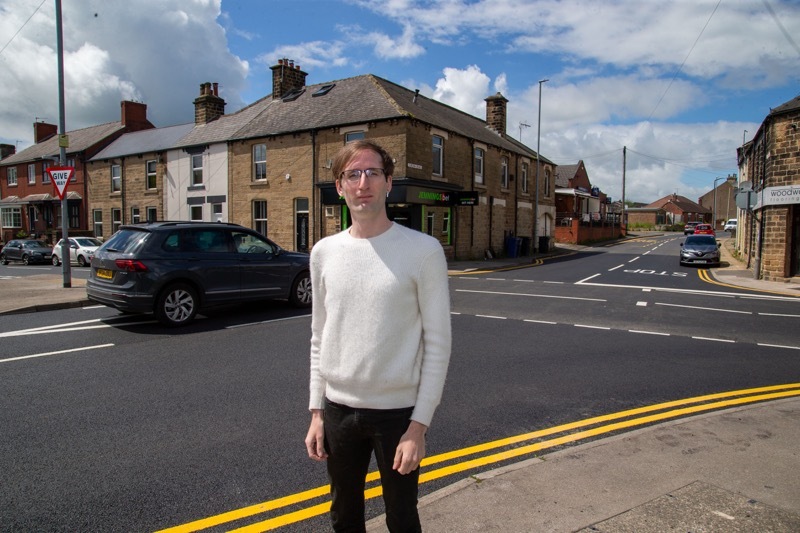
311, 129, 317, 246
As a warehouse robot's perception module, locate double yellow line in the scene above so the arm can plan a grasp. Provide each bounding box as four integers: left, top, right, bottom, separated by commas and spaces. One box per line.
157, 383, 800, 533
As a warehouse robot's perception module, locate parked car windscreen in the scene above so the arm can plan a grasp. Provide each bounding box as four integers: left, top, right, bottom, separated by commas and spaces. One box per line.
99, 229, 150, 254
75, 237, 102, 247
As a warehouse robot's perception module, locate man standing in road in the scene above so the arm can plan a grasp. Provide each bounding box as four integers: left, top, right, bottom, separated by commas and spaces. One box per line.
305, 140, 452, 532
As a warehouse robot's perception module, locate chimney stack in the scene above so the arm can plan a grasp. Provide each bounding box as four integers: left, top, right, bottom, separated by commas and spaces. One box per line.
270, 58, 308, 100
484, 92, 509, 136
33, 121, 58, 144
194, 82, 226, 124
120, 100, 151, 130
0, 144, 15, 159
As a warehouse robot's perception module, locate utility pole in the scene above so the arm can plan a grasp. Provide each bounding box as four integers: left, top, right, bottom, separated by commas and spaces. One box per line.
622, 146, 626, 232
55, 0, 71, 288
533, 79, 548, 257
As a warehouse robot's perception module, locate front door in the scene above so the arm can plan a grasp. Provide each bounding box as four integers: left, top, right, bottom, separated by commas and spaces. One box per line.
791, 205, 800, 276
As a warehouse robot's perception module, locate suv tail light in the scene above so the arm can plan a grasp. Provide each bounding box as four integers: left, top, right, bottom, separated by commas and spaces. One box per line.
115, 259, 148, 272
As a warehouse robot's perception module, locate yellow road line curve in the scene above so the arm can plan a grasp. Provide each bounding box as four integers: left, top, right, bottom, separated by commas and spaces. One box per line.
155, 383, 800, 533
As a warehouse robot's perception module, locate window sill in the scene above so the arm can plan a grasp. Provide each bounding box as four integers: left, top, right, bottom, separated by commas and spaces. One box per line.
188, 185, 205, 191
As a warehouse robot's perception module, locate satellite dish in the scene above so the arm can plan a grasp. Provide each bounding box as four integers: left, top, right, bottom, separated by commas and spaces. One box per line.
739, 180, 753, 191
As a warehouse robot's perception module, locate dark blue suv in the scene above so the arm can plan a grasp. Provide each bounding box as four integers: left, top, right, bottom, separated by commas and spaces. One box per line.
86, 222, 311, 326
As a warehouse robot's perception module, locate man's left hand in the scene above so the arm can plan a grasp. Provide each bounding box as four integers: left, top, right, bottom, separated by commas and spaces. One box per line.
393, 421, 427, 475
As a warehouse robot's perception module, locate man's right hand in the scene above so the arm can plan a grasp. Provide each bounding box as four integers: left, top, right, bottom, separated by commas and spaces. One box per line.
305, 409, 327, 461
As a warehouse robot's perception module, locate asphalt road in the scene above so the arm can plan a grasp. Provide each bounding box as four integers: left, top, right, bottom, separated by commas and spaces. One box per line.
1, 234, 799, 532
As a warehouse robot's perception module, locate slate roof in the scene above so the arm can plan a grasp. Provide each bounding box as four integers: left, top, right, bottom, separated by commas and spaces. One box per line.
92, 123, 195, 160
230, 75, 549, 162
646, 193, 710, 213
770, 94, 800, 116
555, 164, 579, 187
0, 122, 127, 166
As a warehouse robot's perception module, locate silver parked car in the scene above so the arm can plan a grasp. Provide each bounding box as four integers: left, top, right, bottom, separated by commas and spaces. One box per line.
679, 235, 721, 267
52, 237, 103, 267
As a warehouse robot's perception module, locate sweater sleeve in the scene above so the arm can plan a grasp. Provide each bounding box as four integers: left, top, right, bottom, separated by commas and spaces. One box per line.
308, 244, 327, 411
410, 245, 452, 426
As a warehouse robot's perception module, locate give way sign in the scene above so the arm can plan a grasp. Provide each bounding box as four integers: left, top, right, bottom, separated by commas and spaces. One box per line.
46, 166, 75, 200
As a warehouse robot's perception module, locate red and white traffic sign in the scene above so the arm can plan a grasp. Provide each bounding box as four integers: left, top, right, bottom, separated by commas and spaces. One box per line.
46, 166, 75, 200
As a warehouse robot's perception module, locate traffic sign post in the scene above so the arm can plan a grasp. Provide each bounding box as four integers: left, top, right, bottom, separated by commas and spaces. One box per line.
47, 166, 74, 200
46, 166, 74, 287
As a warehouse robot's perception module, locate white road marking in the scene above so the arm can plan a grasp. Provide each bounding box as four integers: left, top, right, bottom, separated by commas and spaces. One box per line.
629, 330, 670, 336
636, 301, 648, 306
757, 343, 800, 350
524, 319, 557, 325
575, 324, 610, 330
759, 312, 800, 318
608, 264, 624, 271
476, 314, 507, 320
456, 289, 605, 302
692, 336, 735, 343
655, 302, 751, 314
628, 257, 640, 263
0, 344, 114, 363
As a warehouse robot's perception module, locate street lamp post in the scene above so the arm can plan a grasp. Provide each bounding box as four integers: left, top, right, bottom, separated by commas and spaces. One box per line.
533, 78, 548, 258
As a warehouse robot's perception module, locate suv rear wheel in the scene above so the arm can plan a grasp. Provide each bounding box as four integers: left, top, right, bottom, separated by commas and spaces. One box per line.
289, 271, 312, 308
155, 282, 199, 326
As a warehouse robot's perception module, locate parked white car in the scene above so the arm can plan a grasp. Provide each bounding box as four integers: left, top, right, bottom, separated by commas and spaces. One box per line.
723, 219, 737, 232
52, 237, 103, 267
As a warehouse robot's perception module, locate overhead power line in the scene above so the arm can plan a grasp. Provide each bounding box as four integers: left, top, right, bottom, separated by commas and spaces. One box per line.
0, 0, 48, 58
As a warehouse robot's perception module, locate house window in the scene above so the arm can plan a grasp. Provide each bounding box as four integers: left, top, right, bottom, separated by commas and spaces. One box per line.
111, 165, 121, 192
501, 157, 509, 189
474, 148, 484, 184
131, 207, 140, 224
1, 207, 22, 228
111, 208, 122, 233
345, 131, 365, 143
253, 200, 267, 235
521, 163, 529, 194
432, 135, 443, 176
7, 167, 17, 186
146, 206, 157, 222
544, 169, 551, 197
93, 210, 103, 237
190, 205, 203, 221
43, 161, 51, 183
253, 144, 267, 181
146, 160, 157, 190
28, 164, 36, 184
191, 154, 203, 186
68, 159, 77, 182
69, 204, 80, 229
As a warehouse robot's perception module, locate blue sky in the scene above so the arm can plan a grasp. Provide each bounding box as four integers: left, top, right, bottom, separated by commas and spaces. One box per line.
1, 0, 798, 203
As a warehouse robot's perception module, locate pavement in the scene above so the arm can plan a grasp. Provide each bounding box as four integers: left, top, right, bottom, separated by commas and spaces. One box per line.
2, 233, 800, 532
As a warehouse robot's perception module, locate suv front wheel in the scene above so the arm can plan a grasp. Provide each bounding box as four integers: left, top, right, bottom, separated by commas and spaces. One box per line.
289, 271, 312, 308
155, 282, 199, 327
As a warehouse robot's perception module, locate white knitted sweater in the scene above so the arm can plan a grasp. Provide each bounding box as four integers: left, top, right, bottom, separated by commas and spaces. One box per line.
308, 223, 452, 427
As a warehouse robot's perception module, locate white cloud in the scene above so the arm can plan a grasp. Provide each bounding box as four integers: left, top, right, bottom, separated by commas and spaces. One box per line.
0, 0, 248, 148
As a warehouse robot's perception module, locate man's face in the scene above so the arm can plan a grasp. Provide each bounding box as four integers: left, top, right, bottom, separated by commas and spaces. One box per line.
336, 149, 392, 218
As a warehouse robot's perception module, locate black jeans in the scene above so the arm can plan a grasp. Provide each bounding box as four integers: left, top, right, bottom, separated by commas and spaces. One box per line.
323, 399, 422, 533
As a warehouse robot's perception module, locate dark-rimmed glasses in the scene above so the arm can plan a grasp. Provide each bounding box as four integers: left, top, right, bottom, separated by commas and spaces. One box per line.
340, 168, 385, 183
